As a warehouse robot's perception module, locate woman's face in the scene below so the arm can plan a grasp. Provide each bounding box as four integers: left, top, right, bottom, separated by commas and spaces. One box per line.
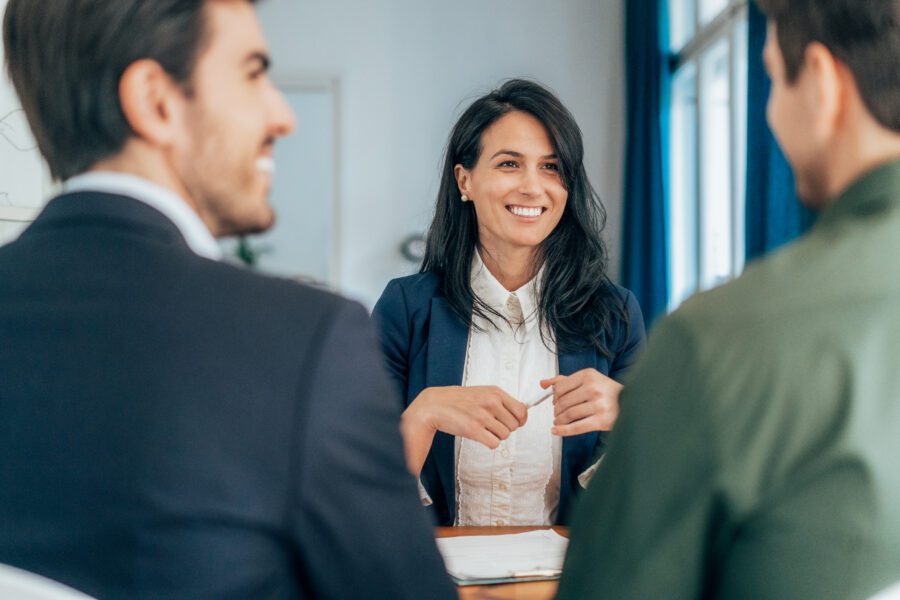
455, 111, 568, 259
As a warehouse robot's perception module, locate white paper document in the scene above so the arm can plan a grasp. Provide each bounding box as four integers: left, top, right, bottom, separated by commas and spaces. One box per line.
435, 529, 569, 585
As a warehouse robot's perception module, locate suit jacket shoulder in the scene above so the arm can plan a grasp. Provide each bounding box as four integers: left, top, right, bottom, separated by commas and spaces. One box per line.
0, 192, 456, 599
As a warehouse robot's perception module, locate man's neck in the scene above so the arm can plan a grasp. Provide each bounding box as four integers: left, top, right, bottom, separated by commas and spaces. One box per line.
818, 123, 900, 207
88, 144, 217, 236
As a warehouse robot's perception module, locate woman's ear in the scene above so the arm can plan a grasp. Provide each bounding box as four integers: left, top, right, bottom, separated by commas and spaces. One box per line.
454, 164, 471, 198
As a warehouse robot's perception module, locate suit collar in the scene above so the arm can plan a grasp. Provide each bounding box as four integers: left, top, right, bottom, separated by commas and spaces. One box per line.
23, 191, 194, 254
425, 296, 469, 388
816, 158, 900, 232
63, 172, 222, 260
470, 250, 543, 335
424, 297, 468, 524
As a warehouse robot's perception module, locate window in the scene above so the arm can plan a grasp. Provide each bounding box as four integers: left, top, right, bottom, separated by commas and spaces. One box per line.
668, 0, 748, 309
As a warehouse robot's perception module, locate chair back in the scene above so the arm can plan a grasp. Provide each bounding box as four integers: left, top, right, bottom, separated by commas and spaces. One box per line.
0, 563, 95, 600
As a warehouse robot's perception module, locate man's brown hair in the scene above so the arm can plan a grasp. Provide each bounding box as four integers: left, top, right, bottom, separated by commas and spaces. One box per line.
756, 0, 900, 132
2, 1, 253, 181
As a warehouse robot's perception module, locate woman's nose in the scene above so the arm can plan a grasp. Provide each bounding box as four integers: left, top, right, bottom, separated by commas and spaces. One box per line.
518, 167, 543, 197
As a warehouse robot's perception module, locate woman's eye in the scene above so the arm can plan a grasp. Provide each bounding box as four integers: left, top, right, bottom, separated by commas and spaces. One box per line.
543, 163, 560, 171
498, 160, 518, 168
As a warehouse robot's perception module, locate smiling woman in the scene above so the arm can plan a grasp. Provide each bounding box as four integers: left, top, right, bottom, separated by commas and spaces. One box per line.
454, 110, 568, 287
372, 79, 647, 527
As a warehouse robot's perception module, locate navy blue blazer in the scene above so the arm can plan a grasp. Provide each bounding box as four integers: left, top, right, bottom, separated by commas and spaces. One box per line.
373, 272, 646, 525
0, 193, 456, 599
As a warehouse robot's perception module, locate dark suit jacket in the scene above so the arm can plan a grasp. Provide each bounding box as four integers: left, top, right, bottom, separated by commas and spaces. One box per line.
372, 272, 646, 526
0, 192, 456, 600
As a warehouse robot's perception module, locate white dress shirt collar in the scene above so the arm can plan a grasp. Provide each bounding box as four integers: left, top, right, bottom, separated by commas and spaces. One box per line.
470, 249, 543, 333
63, 171, 222, 261
458, 250, 560, 526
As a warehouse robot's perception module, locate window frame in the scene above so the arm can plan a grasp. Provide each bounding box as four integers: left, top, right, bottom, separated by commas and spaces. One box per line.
668, 0, 749, 309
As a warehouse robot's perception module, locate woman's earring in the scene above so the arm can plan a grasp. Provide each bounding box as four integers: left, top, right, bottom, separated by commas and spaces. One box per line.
461, 194, 469, 202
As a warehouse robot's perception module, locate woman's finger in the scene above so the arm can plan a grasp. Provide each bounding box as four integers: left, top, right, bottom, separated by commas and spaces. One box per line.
539, 375, 564, 389
554, 401, 599, 426
482, 415, 513, 442
472, 428, 502, 450
553, 384, 594, 414
542, 373, 581, 398
499, 393, 528, 426
491, 403, 522, 432
552, 417, 597, 437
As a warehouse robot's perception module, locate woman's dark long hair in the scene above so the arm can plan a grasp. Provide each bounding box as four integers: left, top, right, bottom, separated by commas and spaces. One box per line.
421, 78, 629, 358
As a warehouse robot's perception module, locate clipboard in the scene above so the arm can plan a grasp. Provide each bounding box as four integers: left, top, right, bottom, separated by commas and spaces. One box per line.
450, 568, 562, 586
435, 530, 568, 587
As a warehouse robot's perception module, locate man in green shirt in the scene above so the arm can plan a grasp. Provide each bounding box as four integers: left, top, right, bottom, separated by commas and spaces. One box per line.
557, 1, 900, 598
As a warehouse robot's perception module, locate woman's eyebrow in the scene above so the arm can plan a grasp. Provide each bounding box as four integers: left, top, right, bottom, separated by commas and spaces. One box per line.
489, 150, 558, 160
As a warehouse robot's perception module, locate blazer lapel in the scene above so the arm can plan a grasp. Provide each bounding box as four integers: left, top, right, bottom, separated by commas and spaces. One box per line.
426, 297, 469, 387
425, 297, 469, 524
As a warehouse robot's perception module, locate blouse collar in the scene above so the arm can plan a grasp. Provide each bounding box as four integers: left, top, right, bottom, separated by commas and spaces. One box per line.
470, 249, 543, 333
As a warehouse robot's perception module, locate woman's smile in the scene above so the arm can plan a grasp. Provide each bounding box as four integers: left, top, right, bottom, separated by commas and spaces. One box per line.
506, 205, 547, 218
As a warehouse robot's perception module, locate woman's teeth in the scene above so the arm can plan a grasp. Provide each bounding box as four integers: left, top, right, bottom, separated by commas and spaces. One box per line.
508, 205, 543, 217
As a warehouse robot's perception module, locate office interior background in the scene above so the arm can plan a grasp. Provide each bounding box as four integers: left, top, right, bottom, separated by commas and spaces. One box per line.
0, 0, 807, 323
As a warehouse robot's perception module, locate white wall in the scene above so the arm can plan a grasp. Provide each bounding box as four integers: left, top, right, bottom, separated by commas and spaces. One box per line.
257, 0, 625, 307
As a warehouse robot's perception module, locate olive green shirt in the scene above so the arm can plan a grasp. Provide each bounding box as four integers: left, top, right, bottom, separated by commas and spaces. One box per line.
558, 160, 900, 599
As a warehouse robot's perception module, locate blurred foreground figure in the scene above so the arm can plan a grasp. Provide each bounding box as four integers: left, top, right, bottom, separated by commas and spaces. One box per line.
0, 1, 455, 598
558, 0, 900, 598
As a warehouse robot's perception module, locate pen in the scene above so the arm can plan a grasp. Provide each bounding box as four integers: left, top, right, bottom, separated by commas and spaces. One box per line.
523, 388, 554, 409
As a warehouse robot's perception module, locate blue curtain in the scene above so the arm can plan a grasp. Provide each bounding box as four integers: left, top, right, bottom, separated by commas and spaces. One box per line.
622, 0, 670, 327
745, 1, 814, 261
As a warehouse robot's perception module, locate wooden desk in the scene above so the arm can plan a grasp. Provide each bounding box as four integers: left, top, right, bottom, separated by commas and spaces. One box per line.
436, 526, 568, 600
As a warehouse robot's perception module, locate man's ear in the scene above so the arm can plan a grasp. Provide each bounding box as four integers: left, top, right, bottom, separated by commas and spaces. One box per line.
118, 59, 186, 147
454, 164, 471, 197
804, 41, 843, 141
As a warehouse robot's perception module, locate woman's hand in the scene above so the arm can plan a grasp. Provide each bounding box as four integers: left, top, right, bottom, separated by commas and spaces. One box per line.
399, 386, 528, 476
540, 368, 623, 437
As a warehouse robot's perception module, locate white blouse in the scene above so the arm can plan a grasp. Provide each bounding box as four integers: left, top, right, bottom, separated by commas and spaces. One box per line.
455, 252, 562, 526
418, 252, 600, 524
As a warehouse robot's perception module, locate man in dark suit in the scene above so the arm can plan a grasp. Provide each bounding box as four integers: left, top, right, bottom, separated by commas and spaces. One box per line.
0, 1, 455, 598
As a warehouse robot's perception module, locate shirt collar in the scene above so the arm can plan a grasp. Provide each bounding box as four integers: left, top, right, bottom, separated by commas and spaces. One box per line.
63, 171, 223, 261
470, 250, 542, 332
816, 158, 900, 231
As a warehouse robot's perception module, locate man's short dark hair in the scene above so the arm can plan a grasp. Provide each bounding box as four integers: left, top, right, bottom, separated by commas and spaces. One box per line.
755, 0, 900, 132
2, 0, 248, 181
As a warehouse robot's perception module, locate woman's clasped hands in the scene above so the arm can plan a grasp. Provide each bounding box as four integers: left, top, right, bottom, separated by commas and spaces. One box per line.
399, 370, 623, 475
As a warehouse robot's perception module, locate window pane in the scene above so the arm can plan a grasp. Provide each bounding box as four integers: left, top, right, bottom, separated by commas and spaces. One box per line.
699, 38, 732, 289
669, 0, 697, 51
732, 15, 748, 275
668, 62, 698, 310
700, 0, 729, 25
